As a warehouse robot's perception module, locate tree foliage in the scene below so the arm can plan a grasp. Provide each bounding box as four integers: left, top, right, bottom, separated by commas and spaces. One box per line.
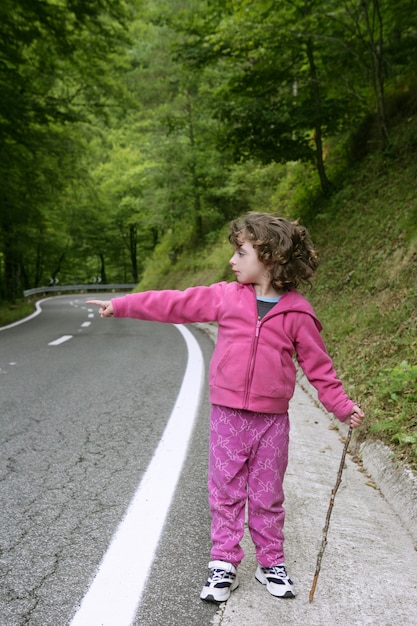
0, 0, 132, 301
0, 0, 416, 303
170, 0, 417, 190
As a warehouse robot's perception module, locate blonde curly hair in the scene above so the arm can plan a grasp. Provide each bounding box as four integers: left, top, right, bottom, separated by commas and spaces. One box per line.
229, 212, 319, 290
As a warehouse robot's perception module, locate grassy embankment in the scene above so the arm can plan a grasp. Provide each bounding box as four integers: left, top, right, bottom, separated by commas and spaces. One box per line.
2, 108, 416, 471
137, 110, 417, 472
0, 300, 35, 327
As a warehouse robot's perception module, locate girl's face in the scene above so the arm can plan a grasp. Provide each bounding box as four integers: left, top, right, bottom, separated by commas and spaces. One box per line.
229, 239, 267, 286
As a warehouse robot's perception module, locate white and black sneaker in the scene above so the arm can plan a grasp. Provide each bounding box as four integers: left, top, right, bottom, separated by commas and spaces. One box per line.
200, 560, 239, 603
255, 564, 295, 598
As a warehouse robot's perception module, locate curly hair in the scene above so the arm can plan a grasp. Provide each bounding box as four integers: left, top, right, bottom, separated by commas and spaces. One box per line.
229, 212, 319, 290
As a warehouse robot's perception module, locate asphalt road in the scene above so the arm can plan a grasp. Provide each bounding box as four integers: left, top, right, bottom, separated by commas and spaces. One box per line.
1, 295, 416, 626
0, 295, 219, 626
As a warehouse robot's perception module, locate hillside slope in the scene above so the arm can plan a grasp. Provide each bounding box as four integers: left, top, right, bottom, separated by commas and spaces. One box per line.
307, 115, 417, 471
138, 113, 417, 472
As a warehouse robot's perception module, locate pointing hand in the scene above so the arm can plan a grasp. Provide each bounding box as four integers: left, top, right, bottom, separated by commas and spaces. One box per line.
86, 300, 114, 318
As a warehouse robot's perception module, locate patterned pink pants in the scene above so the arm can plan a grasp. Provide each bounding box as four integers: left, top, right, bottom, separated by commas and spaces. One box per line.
208, 405, 290, 568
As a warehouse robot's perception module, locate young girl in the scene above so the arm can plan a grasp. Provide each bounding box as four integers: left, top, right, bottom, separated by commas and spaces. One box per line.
87, 212, 364, 603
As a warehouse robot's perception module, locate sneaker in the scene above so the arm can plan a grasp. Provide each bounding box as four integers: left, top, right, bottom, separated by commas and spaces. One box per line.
200, 560, 239, 603
255, 564, 295, 598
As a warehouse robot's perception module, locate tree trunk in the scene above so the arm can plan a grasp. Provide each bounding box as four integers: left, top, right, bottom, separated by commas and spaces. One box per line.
185, 90, 203, 238
362, 0, 389, 147
305, 38, 332, 194
99, 252, 107, 284
129, 224, 138, 283
51, 250, 66, 284
34, 242, 44, 287
3, 230, 20, 304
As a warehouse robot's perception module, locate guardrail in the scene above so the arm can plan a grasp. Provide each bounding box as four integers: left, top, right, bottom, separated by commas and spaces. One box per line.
23, 284, 136, 297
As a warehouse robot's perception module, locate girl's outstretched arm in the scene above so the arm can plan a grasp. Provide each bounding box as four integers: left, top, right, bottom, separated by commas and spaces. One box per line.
86, 300, 114, 318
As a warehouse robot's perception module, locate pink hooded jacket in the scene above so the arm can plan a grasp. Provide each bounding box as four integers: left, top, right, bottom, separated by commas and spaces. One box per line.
112, 281, 355, 421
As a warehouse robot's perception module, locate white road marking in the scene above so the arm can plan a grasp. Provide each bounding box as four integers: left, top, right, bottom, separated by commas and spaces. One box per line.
81, 322, 91, 328
69, 324, 205, 626
0, 297, 48, 331
88, 313, 94, 318
48, 335, 73, 346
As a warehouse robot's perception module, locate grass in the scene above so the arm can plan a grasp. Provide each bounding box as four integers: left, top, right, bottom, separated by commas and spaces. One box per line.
305, 124, 417, 471
0, 299, 36, 327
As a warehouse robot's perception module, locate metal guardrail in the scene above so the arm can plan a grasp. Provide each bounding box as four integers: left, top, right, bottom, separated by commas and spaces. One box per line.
23, 284, 136, 297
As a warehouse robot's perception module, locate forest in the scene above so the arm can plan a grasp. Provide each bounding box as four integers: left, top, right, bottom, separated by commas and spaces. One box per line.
1, 0, 416, 301
1, 1, 417, 467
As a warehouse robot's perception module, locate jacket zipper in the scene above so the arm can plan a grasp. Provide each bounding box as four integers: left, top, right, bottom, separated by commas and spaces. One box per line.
243, 317, 262, 408
243, 289, 286, 409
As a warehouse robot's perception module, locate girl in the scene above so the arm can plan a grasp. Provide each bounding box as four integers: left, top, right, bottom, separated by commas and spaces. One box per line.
87, 212, 364, 603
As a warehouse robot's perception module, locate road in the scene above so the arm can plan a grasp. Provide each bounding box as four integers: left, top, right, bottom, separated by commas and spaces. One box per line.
1, 295, 416, 626
0, 295, 219, 625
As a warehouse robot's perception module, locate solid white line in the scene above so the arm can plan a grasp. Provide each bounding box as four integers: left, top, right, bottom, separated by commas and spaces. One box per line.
69, 324, 205, 626
48, 335, 73, 346
0, 298, 49, 331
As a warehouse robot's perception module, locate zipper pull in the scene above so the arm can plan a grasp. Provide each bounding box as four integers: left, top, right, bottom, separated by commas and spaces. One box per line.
255, 318, 261, 337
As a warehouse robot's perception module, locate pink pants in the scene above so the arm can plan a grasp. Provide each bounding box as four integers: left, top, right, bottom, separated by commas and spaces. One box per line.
208, 405, 290, 568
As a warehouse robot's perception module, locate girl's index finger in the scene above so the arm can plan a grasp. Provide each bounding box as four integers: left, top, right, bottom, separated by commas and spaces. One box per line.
86, 299, 105, 307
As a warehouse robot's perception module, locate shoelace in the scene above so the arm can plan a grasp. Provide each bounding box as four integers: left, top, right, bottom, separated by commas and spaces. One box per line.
210, 568, 234, 582
265, 565, 287, 579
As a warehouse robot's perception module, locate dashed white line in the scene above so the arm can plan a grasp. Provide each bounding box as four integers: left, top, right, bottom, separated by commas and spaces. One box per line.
81, 322, 91, 328
48, 335, 73, 346
69, 324, 205, 626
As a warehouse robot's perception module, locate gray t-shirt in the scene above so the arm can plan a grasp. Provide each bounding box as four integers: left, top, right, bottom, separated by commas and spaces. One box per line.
256, 295, 281, 320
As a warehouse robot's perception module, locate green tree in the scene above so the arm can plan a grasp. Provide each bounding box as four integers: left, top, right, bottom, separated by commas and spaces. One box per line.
0, 0, 133, 302
330, 0, 417, 148
109, 1, 235, 263
168, 0, 417, 192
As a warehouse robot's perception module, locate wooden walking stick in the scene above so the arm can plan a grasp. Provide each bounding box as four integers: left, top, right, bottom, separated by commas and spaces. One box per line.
309, 425, 353, 603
